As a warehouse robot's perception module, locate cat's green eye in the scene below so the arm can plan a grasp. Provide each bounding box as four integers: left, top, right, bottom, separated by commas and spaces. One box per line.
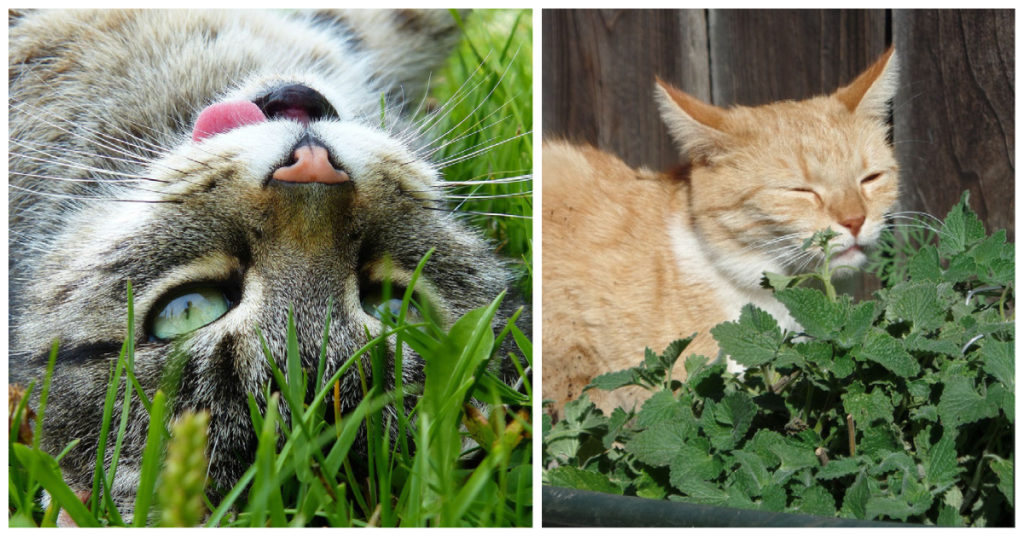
360, 284, 424, 323
151, 286, 231, 341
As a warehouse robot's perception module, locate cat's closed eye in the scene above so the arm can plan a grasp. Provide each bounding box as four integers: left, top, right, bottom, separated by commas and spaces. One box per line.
787, 186, 823, 204
860, 172, 884, 185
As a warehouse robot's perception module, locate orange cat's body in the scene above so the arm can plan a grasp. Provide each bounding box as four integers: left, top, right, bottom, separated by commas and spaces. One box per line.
543, 48, 901, 416
543, 144, 726, 410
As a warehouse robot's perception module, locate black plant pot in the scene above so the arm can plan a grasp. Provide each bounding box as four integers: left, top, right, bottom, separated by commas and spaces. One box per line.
542, 486, 912, 528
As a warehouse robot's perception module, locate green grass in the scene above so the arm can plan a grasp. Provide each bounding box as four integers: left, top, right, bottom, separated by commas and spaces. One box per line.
8, 10, 532, 528
431, 9, 533, 293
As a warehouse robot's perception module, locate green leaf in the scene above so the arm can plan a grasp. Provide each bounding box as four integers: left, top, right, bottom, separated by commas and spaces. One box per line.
588, 369, 639, 392
767, 437, 819, 474
698, 393, 756, 452
907, 245, 942, 282
715, 392, 756, 436
545, 466, 622, 495
842, 389, 895, 426
981, 339, 1014, 390
840, 470, 870, 519
836, 300, 876, 348
669, 437, 722, 484
637, 390, 688, 428
937, 504, 965, 527
762, 271, 797, 292
885, 282, 956, 333
658, 336, 695, 371
817, 456, 867, 480
672, 478, 731, 506
938, 375, 997, 427
759, 484, 788, 512
634, 469, 669, 500
776, 287, 846, 340
731, 449, 773, 490
989, 455, 1013, 508
942, 253, 979, 283
939, 191, 986, 257
710, 305, 783, 367
852, 328, 921, 378
791, 485, 836, 517
625, 422, 686, 468
603, 407, 630, 449
925, 433, 959, 487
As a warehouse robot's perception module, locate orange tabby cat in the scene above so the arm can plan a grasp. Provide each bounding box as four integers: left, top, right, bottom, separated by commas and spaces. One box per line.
543, 48, 900, 416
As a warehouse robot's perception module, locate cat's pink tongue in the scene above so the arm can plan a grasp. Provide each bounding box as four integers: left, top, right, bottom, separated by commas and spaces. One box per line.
192, 101, 266, 142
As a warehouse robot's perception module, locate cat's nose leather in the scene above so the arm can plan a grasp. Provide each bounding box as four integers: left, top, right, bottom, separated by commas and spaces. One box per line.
840, 215, 865, 237
272, 142, 349, 184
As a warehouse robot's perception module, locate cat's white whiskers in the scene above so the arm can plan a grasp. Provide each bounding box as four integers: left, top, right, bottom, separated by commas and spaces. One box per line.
410, 52, 494, 137
426, 114, 515, 159
9, 183, 178, 203
434, 130, 532, 169
422, 206, 531, 219
10, 170, 157, 185
439, 172, 533, 187
439, 190, 532, 201
9, 144, 169, 183
887, 210, 942, 227
10, 99, 168, 163
421, 47, 522, 153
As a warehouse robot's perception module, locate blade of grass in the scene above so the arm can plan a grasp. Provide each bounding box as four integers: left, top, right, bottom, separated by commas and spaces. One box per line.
132, 390, 168, 527
91, 358, 122, 514
12, 444, 100, 527
32, 340, 58, 450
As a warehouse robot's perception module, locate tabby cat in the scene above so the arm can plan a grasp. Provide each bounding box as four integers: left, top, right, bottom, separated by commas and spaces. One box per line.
9, 9, 528, 511
543, 48, 899, 415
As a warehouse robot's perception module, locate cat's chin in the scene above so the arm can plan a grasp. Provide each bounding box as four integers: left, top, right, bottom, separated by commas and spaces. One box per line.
830, 244, 867, 272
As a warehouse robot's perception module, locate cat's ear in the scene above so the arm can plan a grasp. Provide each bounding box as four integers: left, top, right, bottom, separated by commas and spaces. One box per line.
654, 78, 729, 162
834, 46, 899, 120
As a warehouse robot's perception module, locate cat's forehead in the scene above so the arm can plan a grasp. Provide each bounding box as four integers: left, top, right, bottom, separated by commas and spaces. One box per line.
720, 96, 893, 174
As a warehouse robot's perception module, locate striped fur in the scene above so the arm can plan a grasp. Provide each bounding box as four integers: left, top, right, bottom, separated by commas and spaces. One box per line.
9, 9, 523, 512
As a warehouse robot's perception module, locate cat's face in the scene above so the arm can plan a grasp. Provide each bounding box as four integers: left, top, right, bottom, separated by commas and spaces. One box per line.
9, 10, 521, 500
656, 48, 900, 288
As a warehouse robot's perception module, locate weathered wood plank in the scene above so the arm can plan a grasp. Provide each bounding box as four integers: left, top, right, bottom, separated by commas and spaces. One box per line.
708, 10, 888, 105
542, 9, 709, 170
893, 9, 1015, 240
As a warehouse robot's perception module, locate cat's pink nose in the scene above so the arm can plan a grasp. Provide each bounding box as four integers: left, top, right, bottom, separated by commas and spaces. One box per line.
272, 144, 350, 184
840, 215, 865, 237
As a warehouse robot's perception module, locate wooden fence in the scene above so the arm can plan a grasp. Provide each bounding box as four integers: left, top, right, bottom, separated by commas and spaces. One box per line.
542, 9, 1015, 240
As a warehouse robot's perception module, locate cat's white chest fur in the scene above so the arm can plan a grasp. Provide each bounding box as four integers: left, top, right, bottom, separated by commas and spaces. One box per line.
667, 212, 799, 373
